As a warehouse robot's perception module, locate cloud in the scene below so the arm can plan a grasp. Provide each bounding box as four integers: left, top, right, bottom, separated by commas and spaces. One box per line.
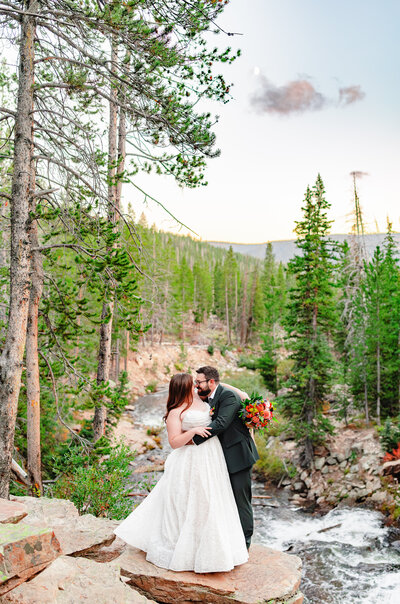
339, 85, 365, 106
250, 77, 327, 115
250, 76, 365, 116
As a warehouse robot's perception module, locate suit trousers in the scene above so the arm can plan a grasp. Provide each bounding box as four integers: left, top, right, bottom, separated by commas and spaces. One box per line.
229, 466, 253, 549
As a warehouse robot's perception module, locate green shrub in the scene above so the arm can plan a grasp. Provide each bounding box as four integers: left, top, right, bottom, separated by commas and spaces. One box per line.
238, 355, 258, 370
277, 358, 295, 382
51, 440, 136, 519
145, 380, 158, 393
254, 431, 296, 482
207, 344, 214, 356
379, 417, 400, 453
221, 369, 267, 397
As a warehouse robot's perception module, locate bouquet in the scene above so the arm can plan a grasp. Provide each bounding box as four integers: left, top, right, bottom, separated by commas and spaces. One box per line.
239, 392, 273, 432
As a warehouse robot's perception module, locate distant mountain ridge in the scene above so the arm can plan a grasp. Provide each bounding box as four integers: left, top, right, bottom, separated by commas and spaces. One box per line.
208, 233, 400, 264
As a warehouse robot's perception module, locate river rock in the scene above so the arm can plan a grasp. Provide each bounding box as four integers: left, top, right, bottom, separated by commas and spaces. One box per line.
0, 523, 61, 595
10, 496, 118, 557
0, 555, 155, 603
326, 456, 336, 465
116, 545, 303, 604
321, 466, 329, 474
370, 491, 388, 504
0, 500, 27, 525
314, 457, 325, 471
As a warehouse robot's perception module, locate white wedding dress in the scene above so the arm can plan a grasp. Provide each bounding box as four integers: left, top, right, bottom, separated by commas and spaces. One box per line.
114, 404, 248, 573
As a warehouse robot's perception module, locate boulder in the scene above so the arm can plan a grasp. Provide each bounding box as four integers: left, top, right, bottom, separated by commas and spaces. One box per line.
380, 459, 400, 477
326, 456, 336, 465
0, 523, 61, 595
116, 544, 303, 604
0, 555, 155, 603
10, 496, 118, 557
370, 491, 388, 504
0, 500, 27, 525
84, 536, 126, 563
314, 457, 325, 471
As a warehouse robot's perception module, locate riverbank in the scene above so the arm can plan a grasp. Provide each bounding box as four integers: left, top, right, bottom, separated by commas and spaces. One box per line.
121, 385, 400, 604
118, 340, 398, 524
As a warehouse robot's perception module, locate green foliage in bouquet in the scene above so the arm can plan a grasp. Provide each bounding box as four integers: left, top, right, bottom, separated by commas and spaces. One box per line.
238, 392, 274, 433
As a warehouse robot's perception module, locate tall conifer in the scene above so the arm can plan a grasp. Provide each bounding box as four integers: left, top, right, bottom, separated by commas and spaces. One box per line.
279, 175, 336, 467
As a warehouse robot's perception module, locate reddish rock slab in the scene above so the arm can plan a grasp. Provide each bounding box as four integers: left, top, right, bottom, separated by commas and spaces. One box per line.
0, 500, 27, 525
84, 536, 126, 563
115, 544, 303, 604
11, 496, 118, 557
0, 523, 61, 595
0, 556, 156, 603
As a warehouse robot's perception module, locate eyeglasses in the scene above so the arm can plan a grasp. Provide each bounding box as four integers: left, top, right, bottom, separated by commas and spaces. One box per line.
195, 379, 210, 385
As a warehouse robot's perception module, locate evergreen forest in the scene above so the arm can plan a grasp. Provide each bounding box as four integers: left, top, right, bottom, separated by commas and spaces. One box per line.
0, 1, 399, 519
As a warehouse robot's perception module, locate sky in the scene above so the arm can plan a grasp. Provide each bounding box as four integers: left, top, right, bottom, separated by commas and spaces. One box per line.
133, 0, 400, 243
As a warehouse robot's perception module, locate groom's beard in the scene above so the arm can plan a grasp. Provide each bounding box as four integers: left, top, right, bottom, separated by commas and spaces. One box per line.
198, 386, 211, 398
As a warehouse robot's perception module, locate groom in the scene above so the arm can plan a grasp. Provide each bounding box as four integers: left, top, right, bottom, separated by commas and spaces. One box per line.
193, 366, 259, 549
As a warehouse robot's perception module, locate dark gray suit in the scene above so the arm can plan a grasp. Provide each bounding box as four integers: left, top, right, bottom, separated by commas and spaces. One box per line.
193, 384, 259, 547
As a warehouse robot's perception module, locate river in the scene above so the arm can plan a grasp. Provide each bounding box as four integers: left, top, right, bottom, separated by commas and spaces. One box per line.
128, 390, 400, 604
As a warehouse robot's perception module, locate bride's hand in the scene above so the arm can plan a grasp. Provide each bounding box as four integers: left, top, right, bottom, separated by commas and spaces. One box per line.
192, 426, 212, 438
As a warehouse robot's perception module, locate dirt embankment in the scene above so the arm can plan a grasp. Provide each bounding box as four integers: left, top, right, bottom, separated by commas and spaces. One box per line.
113, 341, 241, 454
125, 342, 240, 397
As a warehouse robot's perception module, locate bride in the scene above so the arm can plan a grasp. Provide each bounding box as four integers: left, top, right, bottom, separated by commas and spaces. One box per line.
114, 372, 249, 573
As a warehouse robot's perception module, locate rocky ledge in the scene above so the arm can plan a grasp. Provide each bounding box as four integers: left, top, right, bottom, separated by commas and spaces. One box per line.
0, 496, 303, 603
270, 425, 397, 512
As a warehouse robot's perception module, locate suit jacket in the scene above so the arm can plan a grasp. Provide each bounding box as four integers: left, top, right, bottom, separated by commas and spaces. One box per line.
193, 384, 259, 474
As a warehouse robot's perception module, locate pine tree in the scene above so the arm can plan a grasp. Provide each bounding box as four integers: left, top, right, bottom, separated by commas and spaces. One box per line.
363, 224, 400, 420
279, 175, 336, 467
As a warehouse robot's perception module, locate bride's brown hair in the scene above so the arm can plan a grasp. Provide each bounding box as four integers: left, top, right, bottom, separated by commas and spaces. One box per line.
164, 373, 194, 421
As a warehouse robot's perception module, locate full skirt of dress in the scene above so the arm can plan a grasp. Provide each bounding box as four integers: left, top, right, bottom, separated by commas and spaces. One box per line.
114, 422, 248, 573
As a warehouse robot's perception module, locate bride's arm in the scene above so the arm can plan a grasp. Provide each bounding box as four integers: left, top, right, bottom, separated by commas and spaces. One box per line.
166, 408, 211, 449
220, 382, 249, 401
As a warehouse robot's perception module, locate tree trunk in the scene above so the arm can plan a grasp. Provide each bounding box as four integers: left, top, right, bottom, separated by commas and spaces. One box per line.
0, 229, 8, 330
245, 269, 258, 344
124, 330, 129, 373
225, 280, 230, 345
376, 343, 381, 425
93, 38, 118, 442
376, 294, 381, 425
0, 2, 37, 497
240, 269, 248, 346
115, 337, 120, 383
26, 218, 43, 495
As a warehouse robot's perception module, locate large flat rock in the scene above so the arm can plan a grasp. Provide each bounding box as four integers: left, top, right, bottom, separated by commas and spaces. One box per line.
0, 523, 61, 595
11, 496, 118, 557
0, 555, 156, 603
0, 500, 27, 525
116, 544, 303, 604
